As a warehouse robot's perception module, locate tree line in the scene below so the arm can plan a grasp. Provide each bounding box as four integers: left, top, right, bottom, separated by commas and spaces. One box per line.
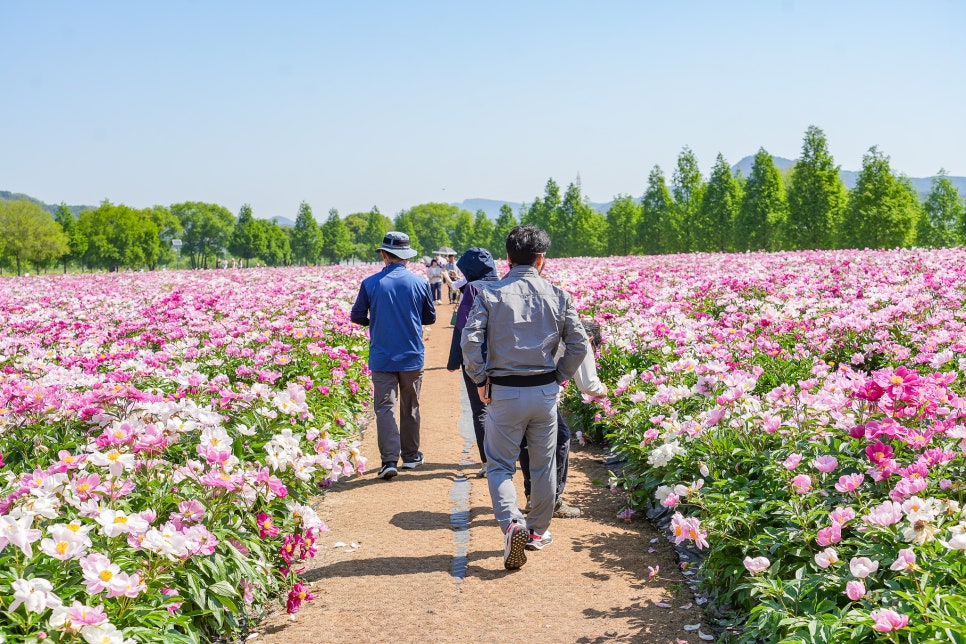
2, 125, 964, 276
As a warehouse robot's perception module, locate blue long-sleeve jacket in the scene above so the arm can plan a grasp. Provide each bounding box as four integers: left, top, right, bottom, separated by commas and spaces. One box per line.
351, 263, 436, 372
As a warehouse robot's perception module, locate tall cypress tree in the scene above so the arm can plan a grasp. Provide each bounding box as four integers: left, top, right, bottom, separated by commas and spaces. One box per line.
916, 170, 965, 248
696, 154, 742, 252
640, 165, 674, 254
606, 194, 641, 256
735, 148, 789, 251
671, 147, 704, 253
840, 146, 920, 249
491, 204, 519, 256
291, 201, 323, 265
320, 209, 353, 264
786, 125, 846, 250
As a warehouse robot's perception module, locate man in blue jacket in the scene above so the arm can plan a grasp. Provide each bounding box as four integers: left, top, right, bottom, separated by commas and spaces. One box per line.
351, 232, 436, 480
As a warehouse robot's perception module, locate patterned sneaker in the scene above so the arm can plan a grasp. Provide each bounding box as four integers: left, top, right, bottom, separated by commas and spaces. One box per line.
503, 522, 528, 570
526, 529, 553, 551
400, 452, 424, 469
376, 463, 398, 480
553, 498, 581, 519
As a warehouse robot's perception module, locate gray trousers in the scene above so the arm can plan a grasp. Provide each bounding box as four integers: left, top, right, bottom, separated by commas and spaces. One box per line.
372, 370, 423, 465
484, 382, 558, 535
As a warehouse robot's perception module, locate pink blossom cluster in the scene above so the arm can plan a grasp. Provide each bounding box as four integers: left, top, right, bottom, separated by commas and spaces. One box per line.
0, 267, 376, 639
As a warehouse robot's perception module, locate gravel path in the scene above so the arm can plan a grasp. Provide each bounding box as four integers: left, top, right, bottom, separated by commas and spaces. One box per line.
255, 317, 710, 643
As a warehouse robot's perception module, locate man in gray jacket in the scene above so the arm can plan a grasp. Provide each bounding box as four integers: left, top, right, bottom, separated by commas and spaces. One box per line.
461, 225, 588, 570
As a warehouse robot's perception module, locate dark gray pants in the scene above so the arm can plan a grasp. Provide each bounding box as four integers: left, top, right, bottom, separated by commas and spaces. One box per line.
372, 369, 423, 465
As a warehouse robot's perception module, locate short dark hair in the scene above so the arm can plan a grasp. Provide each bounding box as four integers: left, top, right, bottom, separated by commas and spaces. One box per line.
505, 225, 550, 266
580, 318, 602, 349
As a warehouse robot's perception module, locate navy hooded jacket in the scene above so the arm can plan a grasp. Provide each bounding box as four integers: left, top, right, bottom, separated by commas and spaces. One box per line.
447, 247, 498, 370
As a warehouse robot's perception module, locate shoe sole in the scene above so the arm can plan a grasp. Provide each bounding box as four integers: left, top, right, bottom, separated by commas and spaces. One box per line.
400, 462, 421, 469
504, 526, 528, 570
377, 469, 397, 480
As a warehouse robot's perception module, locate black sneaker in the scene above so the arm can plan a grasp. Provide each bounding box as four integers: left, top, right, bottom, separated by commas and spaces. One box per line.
400, 452, 424, 469
376, 463, 398, 480
503, 521, 528, 570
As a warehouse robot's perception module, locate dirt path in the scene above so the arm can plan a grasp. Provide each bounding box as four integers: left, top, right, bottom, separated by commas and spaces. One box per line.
256, 316, 709, 643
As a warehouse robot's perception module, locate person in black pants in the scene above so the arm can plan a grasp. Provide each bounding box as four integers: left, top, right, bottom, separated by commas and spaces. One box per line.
520, 319, 607, 518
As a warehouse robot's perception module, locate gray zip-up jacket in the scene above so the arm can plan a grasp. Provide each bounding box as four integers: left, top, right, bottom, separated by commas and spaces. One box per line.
461, 264, 588, 386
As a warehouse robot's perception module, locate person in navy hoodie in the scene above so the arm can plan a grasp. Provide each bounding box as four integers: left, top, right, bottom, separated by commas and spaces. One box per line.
446, 247, 499, 478
351, 232, 436, 480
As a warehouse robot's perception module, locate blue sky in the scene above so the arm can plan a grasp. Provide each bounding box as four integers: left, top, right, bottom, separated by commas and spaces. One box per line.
2, 1, 964, 219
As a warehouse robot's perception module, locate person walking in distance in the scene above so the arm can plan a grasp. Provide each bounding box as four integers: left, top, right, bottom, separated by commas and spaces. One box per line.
351, 232, 436, 480
461, 225, 588, 570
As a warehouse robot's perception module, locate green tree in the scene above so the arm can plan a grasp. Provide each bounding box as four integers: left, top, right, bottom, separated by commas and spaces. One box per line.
76, 201, 160, 271
605, 195, 641, 256
393, 211, 421, 256
451, 210, 475, 254
840, 146, 921, 249
671, 147, 705, 253
639, 165, 674, 255
471, 209, 495, 251
786, 125, 847, 250
320, 209, 354, 264
257, 219, 292, 266
171, 201, 235, 268
229, 204, 268, 267
146, 205, 181, 269
916, 170, 965, 248
394, 203, 457, 255
53, 203, 88, 273
491, 204, 519, 256
695, 154, 743, 252
291, 201, 324, 265
735, 148, 789, 251
0, 199, 69, 275
523, 179, 562, 242
560, 182, 606, 257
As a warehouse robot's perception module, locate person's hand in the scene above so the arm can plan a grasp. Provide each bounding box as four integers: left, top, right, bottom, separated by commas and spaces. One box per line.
478, 386, 491, 404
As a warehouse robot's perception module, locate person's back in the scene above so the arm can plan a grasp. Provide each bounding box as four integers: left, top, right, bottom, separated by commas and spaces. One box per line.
358, 264, 431, 371
461, 225, 587, 570
351, 232, 436, 481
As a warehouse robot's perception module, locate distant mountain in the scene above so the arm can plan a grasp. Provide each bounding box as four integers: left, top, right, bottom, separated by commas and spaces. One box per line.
271, 216, 295, 227
0, 190, 295, 225
0, 191, 92, 218
730, 156, 966, 197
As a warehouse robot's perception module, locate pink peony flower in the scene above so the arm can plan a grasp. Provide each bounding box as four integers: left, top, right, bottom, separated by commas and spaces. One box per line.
783, 453, 802, 470
791, 474, 812, 494
742, 556, 771, 574
812, 455, 838, 473
845, 580, 866, 601
890, 548, 916, 571
834, 473, 864, 493
871, 608, 909, 632
849, 556, 879, 579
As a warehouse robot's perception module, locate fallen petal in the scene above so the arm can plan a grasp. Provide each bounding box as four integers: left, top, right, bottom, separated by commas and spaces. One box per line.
698, 630, 715, 641
684, 624, 701, 631
679, 603, 693, 609
333, 542, 347, 548
655, 602, 673, 608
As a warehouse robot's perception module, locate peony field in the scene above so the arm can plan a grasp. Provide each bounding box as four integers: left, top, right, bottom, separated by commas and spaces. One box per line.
4, 248, 966, 643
